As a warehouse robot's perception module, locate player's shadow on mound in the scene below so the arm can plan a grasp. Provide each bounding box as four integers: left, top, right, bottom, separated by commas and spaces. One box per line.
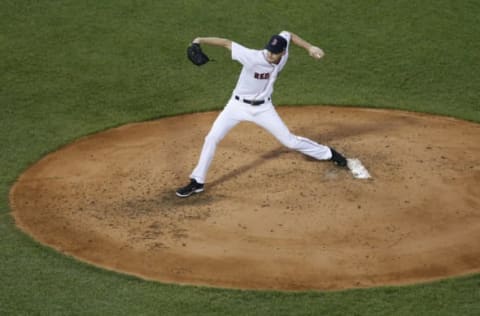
311, 115, 412, 142
209, 147, 288, 189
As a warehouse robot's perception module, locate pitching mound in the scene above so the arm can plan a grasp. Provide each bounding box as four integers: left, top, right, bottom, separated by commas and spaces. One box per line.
10, 106, 480, 291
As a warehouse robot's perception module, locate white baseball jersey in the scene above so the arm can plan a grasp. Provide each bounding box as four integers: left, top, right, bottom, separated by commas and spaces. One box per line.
231, 31, 291, 101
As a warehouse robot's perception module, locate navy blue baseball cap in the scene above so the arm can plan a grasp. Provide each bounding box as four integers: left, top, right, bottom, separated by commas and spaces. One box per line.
265, 35, 287, 54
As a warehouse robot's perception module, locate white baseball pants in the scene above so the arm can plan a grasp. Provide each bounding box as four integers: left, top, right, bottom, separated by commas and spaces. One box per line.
190, 97, 332, 184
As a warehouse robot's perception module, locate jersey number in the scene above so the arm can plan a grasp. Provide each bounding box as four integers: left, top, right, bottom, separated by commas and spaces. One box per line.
254, 72, 270, 80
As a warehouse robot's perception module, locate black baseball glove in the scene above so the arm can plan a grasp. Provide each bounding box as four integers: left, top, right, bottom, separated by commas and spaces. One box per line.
187, 43, 210, 66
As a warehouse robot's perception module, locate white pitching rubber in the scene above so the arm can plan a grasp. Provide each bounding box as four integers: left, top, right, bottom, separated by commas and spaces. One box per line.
347, 158, 371, 179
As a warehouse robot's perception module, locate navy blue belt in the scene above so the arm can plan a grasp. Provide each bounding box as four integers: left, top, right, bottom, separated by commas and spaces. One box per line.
235, 95, 269, 106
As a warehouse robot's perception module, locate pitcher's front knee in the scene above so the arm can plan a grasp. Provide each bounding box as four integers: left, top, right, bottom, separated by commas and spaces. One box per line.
204, 132, 223, 147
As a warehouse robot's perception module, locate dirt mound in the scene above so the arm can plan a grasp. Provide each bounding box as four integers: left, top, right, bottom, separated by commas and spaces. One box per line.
10, 106, 480, 290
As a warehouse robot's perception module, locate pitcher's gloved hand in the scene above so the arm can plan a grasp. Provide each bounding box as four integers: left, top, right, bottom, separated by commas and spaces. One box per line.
187, 43, 210, 66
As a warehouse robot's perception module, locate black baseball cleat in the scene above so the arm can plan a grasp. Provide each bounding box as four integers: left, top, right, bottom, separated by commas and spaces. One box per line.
176, 179, 204, 198
330, 148, 347, 167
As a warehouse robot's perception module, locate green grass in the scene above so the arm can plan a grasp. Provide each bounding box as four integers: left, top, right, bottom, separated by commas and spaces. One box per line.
1, 0, 479, 315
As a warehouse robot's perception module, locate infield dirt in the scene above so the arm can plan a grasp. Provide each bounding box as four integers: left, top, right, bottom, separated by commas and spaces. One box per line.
10, 106, 480, 290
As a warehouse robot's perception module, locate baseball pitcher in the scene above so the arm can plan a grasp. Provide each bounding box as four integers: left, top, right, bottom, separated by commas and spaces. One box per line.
177, 31, 347, 197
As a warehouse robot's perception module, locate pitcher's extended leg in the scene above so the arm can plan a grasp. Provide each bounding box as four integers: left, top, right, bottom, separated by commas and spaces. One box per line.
254, 107, 332, 160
